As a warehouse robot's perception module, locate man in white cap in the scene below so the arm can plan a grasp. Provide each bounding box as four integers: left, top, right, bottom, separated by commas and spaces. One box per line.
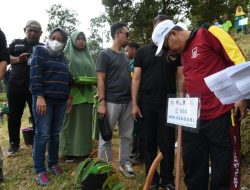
7, 20, 43, 155
152, 20, 247, 190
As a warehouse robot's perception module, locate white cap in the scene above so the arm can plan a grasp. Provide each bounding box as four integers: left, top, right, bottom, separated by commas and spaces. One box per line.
176, 21, 188, 30
151, 20, 175, 56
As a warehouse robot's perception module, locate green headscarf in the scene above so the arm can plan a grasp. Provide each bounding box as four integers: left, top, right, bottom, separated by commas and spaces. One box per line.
64, 31, 95, 78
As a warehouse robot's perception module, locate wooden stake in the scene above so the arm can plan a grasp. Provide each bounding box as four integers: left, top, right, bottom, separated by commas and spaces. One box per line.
175, 126, 182, 190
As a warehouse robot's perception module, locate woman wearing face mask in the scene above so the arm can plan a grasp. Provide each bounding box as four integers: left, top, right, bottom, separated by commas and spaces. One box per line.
59, 31, 96, 162
30, 27, 72, 186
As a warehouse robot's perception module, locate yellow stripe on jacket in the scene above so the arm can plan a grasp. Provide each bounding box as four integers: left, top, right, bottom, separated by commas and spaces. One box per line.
208, 26, 245, 64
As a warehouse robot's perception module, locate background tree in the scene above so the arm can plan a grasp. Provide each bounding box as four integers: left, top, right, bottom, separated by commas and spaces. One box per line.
88, 0, 250, 49
187, 0, 249, 27
90, 0, 191, 46
131, 0, 190, 44
87, 16, 108, 61
46, 4, 79, 35
101, 0, 133, 23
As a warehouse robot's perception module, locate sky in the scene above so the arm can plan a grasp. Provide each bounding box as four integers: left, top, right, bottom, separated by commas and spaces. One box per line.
0, 0, 105, 45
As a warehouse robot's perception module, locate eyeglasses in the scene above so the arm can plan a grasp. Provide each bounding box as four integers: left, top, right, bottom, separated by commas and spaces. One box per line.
120, 31, 129, 38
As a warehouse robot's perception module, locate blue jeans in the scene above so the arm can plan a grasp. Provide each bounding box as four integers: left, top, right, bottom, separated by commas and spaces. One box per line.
32, 96, 67, 174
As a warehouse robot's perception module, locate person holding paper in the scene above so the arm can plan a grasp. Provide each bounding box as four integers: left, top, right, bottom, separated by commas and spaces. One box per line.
234, 5, 248, 34
152, 20, 247, 190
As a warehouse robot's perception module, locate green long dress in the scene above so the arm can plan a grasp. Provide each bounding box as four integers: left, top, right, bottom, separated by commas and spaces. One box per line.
59, 31, 96, 157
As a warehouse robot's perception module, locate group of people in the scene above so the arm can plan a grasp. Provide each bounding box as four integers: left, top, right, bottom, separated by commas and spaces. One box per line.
1, 20, 97, 186
213, 5, 248, 34
0, 10, 248, 190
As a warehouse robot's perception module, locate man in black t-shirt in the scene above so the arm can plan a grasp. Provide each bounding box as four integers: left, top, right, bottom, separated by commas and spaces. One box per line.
7, 20, 43, 155
0, 29, 9, 182
0, 30, 8, 80
131, 15, 184, 190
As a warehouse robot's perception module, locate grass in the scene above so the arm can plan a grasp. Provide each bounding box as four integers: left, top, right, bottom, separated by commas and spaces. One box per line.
0, 104, 147, 190
0, 104, 249, 190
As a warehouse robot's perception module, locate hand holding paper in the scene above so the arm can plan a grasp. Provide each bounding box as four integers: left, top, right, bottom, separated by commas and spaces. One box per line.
204, 61, 250, 105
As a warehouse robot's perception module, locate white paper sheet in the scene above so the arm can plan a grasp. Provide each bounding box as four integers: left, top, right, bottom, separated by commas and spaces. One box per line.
204, 61, 250, 104
239, 17, 248, 26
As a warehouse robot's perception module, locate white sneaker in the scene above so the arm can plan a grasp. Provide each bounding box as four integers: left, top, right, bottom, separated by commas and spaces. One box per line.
119, 163, 135, 178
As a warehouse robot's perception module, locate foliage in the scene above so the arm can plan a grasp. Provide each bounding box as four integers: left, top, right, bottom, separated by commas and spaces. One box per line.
90, 0, 191, 46
74, 158, 127, 190
159, 0, 190, 21
0, 93, 7, 102
102, 174, 127, 190
46, 4, 79, 35
87, 39, 103, 62
74, 158, 112, 185
102, 0, 133, 24
89, 0, 250, 47
88, 16, 107, 61
187, 0, 249, 27
187, 0, 228, 27
129, 0, 162, 44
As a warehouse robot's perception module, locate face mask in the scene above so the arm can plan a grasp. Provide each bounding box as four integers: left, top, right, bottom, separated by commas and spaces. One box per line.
47, 39, 64, 52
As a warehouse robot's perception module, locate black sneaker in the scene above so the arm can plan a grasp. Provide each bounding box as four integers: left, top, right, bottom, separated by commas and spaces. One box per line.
7, 146, 19, 156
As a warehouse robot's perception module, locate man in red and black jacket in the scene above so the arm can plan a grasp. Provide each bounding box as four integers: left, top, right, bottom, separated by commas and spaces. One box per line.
152, 20, 247, 190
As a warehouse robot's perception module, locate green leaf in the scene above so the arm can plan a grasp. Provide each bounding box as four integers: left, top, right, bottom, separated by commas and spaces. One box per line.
74, 158, 93, 184
111, 182, 125, 190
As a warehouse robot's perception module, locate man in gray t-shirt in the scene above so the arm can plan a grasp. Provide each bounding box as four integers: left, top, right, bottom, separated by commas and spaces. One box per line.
96, 22, 134, 178
96, 48, 131, 103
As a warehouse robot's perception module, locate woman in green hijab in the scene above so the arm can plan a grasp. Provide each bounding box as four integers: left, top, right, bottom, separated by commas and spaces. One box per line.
60, 31, 96, 162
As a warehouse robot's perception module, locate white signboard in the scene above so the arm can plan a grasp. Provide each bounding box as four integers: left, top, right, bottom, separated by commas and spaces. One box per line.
167, 98, 199, 128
